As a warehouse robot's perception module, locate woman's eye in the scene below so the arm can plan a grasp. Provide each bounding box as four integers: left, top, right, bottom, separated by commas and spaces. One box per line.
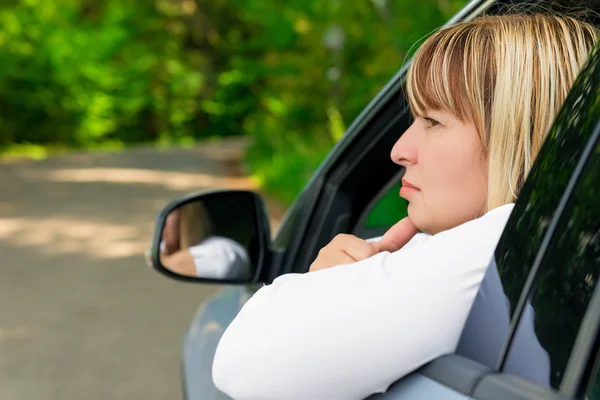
423, 117, 440, 128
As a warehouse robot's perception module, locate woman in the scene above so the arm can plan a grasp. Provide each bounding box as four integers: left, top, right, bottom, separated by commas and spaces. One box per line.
212, 13, 598, 400
160, 201, 251, 280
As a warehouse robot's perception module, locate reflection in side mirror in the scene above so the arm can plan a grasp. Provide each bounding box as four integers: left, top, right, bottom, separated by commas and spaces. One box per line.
149, 190, 270, 284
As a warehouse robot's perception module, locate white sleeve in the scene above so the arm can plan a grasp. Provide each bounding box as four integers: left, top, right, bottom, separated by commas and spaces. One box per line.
212, 205, 514, 400
190, 237, 249, 279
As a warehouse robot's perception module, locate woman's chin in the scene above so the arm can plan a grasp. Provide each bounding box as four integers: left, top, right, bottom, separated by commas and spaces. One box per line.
407, 205, 433, 235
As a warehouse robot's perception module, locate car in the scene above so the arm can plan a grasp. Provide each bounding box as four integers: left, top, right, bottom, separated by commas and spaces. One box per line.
147, 0, 600, 398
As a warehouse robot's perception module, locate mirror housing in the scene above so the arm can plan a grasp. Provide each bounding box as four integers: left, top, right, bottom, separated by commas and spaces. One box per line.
148, 190, 272, 285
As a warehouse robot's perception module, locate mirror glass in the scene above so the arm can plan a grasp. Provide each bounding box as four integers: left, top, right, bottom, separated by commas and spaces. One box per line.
157, 194, 259, 281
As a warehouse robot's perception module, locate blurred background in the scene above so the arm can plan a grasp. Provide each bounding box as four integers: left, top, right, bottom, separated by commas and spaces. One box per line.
0, 0, 466, 204
0, 0, 465, 399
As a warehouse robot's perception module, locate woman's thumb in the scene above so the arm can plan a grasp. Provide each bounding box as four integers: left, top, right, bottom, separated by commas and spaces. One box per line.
375, 217, 419, 253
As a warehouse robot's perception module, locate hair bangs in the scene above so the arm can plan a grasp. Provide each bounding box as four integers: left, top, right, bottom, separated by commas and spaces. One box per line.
406, 24, 483, 122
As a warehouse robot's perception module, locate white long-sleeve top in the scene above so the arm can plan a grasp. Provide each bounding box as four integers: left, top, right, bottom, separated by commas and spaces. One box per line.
189, 236, 251, 279
212, 204, 515, 400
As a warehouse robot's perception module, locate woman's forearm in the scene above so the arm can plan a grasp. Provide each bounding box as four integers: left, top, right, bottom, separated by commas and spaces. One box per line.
160, 250, 197, 277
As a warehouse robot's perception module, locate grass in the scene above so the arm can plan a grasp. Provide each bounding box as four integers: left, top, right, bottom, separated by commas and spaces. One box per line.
0, 135, 231, 163
0, 141, 126, 162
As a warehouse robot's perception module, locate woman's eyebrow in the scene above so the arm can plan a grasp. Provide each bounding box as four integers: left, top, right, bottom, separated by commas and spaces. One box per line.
424, 110, 450, 120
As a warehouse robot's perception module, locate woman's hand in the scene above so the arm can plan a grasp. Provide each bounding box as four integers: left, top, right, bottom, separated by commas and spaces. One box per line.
375, 216, 420, 252
160, 248, 198, 277
309, 234, 378, 272
309, 217, 419, 272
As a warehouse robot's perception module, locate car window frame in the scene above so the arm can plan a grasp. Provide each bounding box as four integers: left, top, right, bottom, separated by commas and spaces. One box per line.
564, 283, 600, 398
583, 324, 600, 399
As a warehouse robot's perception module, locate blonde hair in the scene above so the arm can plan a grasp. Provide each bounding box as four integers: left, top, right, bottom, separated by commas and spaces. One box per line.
406, 13, 598, 211
179, 201, 213, 248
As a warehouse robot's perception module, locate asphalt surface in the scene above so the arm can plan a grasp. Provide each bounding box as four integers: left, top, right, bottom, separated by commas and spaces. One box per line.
0, 139, 284, 400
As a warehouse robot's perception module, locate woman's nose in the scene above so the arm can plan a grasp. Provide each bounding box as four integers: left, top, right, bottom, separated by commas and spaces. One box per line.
390, 123, 418, 167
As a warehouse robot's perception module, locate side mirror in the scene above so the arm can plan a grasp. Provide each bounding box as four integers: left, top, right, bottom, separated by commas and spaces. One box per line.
147, 190, 272, 284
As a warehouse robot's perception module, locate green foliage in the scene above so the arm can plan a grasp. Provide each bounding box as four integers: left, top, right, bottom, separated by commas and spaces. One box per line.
364, 183, 409, 228
0, 0, 467, 206
0, 0, 204, 148
238, 0, 467, 205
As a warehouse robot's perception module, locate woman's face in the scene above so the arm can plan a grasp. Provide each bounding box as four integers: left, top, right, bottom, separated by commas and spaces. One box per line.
390, 110, 488, 234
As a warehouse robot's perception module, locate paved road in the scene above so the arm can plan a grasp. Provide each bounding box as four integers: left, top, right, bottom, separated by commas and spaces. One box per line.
0, 140, 284, 400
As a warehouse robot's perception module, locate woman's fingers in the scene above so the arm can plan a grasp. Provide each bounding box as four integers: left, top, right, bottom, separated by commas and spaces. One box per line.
309, 234, 378, 272
375, 217, 419, 252
330, 234, 379, 261
309, 218, 418, 273
309, 252, 356, 272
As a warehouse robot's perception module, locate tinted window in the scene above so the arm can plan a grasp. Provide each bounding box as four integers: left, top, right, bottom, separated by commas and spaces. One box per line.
499, 43, 600, 388
506, 138, 600, 387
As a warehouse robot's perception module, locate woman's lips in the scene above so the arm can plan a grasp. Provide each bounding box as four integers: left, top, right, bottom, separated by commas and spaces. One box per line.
400, 179, 420, 197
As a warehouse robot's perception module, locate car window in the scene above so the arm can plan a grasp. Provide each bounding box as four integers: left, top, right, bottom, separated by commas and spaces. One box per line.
497, 43, 600, 389
358, 182, 408, 239
505, 136, 599, 388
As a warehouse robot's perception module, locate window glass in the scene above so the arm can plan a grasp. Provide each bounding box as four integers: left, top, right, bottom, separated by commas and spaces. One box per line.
505, 138, 600, 387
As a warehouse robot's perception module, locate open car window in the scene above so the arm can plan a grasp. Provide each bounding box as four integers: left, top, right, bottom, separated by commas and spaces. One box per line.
355, 177, 408, 240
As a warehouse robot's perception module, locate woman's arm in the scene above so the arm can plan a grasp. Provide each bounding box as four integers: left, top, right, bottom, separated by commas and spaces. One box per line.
212, 205, 514, 400
189, 237, 251, 280
160, 249, 197, 277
